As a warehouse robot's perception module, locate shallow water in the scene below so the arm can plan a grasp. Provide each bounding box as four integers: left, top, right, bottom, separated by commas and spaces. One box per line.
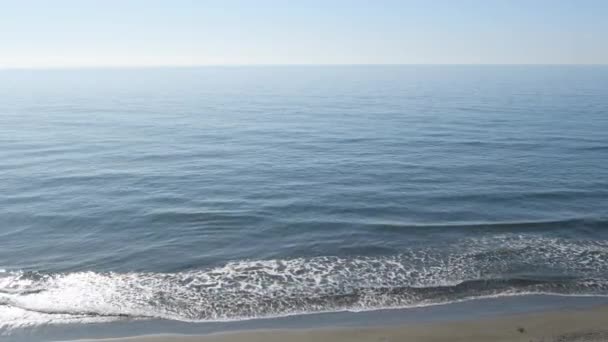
1, 66, 608, 331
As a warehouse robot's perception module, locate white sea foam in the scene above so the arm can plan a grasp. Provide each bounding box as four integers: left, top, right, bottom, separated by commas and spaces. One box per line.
1, 235, 608, 332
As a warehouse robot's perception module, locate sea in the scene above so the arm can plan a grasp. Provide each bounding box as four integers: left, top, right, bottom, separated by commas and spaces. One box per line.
1, 65, 607, 339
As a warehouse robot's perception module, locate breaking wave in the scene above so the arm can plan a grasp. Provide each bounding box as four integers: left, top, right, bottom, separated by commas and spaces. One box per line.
2, 234, 608, 330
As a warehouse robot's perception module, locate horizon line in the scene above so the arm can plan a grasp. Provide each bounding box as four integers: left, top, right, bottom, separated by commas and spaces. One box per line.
1, 63, 607, 71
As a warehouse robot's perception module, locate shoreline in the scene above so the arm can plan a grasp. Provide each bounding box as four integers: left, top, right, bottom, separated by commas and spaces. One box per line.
66, 305, 608, 342
66, 304, 608, 342
0, 295, 592, 342
4, 295, 608, 341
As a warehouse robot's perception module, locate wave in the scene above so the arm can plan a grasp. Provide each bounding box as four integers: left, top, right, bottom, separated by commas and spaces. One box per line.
2, 235, 608, 329
371, 217, 608, 233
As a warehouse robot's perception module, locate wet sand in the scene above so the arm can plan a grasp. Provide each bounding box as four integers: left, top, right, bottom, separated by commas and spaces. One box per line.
69, 304, 608, 342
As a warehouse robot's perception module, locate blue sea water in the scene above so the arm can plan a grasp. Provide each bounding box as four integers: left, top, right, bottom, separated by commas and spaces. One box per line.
1, 66, 608, 332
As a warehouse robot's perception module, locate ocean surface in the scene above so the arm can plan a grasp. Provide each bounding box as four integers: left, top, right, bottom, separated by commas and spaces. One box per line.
1, 66, 608, 334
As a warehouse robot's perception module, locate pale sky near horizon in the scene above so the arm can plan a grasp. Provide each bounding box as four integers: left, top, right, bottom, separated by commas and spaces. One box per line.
1, 0, 607, 68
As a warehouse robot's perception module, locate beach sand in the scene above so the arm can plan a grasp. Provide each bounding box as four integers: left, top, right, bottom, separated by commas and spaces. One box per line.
69, 304, 608, 342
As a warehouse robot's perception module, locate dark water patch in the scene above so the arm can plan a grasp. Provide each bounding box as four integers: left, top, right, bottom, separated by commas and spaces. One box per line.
428, 190, 608, 203
370, 217, 608, 234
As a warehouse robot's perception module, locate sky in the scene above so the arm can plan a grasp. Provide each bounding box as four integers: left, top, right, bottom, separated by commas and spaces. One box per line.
1, 0, 607, 68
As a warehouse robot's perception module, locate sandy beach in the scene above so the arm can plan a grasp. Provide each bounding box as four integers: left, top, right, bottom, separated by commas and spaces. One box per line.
68, 304, 608, 342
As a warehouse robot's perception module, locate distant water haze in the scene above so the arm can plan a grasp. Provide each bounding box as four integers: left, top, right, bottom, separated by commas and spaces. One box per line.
1, 66, 608, 331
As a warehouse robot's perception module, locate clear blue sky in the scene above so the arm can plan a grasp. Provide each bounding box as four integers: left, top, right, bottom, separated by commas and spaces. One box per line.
1, 0, 607, 68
